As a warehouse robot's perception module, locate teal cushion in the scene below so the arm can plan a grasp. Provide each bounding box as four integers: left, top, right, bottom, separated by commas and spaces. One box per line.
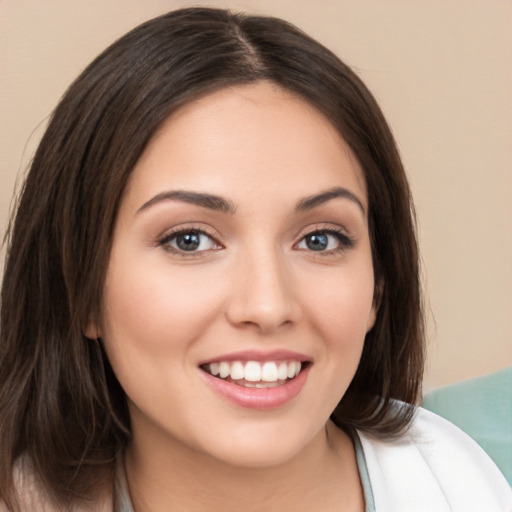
423, 367, 512, 486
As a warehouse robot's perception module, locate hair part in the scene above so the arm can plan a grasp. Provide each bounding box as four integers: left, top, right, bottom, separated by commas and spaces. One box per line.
0, 7, 424, 508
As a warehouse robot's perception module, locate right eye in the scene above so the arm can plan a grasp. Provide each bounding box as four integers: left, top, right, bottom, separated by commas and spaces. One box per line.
159, 229, 221, 254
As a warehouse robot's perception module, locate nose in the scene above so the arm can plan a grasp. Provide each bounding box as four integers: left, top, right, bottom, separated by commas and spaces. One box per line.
225, 248, 301, 334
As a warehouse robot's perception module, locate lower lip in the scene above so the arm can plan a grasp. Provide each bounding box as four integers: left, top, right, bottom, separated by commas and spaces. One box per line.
201, 366, 311, 410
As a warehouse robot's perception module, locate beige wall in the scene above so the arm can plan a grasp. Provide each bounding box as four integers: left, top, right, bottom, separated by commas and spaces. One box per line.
1, 0, 511, 389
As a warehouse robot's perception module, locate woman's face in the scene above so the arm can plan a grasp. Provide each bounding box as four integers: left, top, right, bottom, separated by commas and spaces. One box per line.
92, 82, 376, 468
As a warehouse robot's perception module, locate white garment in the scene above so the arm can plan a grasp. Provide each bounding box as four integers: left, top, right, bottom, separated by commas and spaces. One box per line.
358, 407, 512, 511
3, 407, 511, 511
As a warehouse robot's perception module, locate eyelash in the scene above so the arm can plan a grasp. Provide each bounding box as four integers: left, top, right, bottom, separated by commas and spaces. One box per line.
295, 227, 356, 254
158, 226, 222, 256
157, 226, 356, 256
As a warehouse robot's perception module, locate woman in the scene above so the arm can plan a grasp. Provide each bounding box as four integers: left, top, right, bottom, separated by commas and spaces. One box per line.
0, 7, 510, 512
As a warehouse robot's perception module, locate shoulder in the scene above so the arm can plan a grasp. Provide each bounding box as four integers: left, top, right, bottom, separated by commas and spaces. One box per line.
0, 457, 52, 512
423, 367, 512, 485
357, 406, 512, 512
0, 456, 113, 512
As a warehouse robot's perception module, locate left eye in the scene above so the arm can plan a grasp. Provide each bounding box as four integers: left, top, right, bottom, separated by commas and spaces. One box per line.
297, 231, 347, 252
160, 230, 218, 253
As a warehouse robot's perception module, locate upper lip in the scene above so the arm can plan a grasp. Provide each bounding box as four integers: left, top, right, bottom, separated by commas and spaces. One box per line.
198, 349, 312, 366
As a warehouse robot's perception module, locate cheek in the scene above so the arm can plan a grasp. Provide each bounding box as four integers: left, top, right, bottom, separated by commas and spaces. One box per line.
98, 263, 225, 425
100, 258, 226, 367
301, 264, 375, 346
292, 263, 375, 419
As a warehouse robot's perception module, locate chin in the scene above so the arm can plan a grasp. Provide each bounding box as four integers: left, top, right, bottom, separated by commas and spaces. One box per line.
194, 420, 323, 470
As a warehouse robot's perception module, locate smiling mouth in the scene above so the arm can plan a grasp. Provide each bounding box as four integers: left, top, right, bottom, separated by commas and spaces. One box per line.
201, 360, 309, 388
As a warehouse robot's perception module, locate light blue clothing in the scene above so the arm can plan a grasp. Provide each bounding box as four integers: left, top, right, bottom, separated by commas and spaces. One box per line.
114, 459, 134, 512
423, 366, 512, 486
354, 432, 377, 512
358, 407, 512, 511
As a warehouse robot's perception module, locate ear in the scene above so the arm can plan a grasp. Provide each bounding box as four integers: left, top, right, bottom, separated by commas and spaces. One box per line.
84, 319, 102, 340
367, 279, 383, 332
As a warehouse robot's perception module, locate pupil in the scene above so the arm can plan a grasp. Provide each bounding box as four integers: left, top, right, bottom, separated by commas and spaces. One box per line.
177, 233, 200, 251
307, 233, 328, 251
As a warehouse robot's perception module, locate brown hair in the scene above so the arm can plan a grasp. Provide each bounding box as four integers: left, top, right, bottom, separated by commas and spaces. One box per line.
0, 7, 424, 508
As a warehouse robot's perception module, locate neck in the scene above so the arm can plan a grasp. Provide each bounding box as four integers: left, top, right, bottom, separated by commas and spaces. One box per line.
124, 421, 364, 512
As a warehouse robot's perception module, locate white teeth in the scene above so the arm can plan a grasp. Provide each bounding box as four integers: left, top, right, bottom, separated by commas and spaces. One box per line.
230, 361, 245, 380
256, 381, 280, 388
261, 362, 278, 382
277, 362, 288, 380
205, 359, 303, 383
243, 381, 281, 388
210, 362, 220, 376
219, 361, 230, 379
244, 361, 262, 382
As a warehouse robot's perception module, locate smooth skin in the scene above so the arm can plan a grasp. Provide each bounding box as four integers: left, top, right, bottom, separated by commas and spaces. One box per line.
89, 82, 377, 511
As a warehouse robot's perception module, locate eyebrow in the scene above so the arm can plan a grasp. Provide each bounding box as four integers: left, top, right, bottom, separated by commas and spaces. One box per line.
295, 187, 366, 216
137, 190, 236, 214
137, 186, 365, 217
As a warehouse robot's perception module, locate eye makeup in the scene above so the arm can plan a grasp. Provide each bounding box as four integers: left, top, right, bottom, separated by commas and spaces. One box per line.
157, 225, 223, 256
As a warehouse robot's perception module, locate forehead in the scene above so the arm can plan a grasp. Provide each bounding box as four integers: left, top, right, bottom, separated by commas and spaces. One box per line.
124, 81, 367, 209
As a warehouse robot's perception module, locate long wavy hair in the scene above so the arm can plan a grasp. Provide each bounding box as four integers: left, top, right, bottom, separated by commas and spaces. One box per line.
0, 7, 424, 509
